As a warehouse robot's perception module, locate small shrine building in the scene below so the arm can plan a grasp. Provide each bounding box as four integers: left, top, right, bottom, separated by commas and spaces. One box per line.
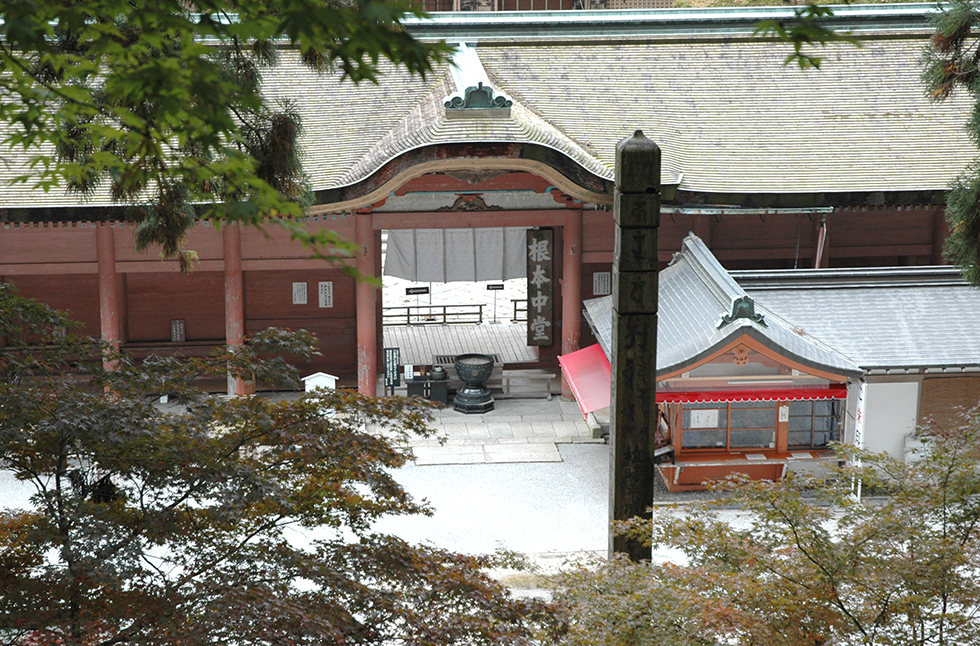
565, 234, 863, 490
562, 234, 980, 489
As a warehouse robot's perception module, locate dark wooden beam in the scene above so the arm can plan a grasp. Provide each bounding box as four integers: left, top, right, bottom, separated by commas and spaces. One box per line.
610, 131, 660, 561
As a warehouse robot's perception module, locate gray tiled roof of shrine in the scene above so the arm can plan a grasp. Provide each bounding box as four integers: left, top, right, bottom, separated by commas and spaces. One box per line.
737, 268, 980, 371
584, 234, 863, 378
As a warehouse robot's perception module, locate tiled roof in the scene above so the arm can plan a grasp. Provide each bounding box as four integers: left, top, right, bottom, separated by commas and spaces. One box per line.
741, 272, 980, 371
334, 65, 612, 188
583, 295, 613, 359
584, 234, 863, 378
261, 54, 453, 190
0, 49, 613, 209
0, 54, 452, 209
478, 37, 972, 194
0, 8, 973, 210
587, 255, 980, 374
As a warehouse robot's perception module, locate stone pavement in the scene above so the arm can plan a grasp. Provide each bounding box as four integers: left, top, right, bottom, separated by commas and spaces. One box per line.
368, 398, 604, 465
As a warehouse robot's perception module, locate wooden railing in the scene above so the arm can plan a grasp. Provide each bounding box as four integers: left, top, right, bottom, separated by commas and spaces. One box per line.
511, 299, 527, 323
382, 304, 485, 326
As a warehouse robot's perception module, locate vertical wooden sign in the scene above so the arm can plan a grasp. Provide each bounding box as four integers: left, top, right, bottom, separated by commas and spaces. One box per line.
526, 229, 554, 346
610, 130, 661, 562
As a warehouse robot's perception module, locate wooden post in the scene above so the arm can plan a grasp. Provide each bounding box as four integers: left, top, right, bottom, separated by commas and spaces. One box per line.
561, 207, 583, 399
96, 222, 121, 363
356, 212, 378, 396
931, 207, 947, 265
223, 223, 250, 396
814, 213, 829, 269
610, 130, 660, 561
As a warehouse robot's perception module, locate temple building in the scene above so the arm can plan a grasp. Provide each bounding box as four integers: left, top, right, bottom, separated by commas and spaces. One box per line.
562, 234, 980, 490
0, 4, 976, 415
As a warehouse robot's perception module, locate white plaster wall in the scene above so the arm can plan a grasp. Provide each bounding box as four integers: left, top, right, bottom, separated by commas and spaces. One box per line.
863, 381, 920, 460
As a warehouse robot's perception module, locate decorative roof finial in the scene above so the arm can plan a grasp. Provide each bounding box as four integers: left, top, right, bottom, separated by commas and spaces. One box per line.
445, 82, 513, 113
718, 295, 767, 328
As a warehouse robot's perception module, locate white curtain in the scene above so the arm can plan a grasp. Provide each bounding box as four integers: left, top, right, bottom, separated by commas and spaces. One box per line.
384, 228, 528, 282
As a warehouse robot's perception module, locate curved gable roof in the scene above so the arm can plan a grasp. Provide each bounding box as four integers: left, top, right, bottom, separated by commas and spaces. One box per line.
319, 60, 616, 206
584, 233, 863, 378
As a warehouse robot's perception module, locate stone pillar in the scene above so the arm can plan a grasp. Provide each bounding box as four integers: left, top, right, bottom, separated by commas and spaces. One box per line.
610, 130, 660, 561
96, 222, 121, 357
561, 207, 583, 399
355, 212, 378, 396
223, 223, 249, 396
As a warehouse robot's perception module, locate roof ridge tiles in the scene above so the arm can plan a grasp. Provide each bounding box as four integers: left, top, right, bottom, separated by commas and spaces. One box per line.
678, 233, 748, 311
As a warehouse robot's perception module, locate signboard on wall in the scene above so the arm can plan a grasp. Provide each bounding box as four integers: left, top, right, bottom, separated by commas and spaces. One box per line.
318, 282, 334, 308
292, 282, 308, 305
593, 272, 612, 296
170, 319, 186, 343
384, 347, 401, 389
690, 409, 719, 429
526, 228, 554, 346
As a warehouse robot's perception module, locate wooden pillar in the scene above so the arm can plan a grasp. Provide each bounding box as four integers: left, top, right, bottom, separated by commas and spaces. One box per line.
814, 214, 829, 269
356, 212, 378, 396
116, 274, 127, 344
561, 207, 583, 399
775, 401, 789, 454
932, 207, 948, 265
96, 222, 121, 355
610, 131, 660, 561
223, 223, 249, 396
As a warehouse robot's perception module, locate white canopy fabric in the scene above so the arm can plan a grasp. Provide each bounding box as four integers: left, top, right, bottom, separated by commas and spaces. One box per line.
384, 227, 528, 282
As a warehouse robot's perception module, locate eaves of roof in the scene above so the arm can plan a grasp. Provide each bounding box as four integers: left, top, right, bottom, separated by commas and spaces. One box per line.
732, 265, 968, 289
307, 140, 616, 212
403, 3, 937, 42
301, 48, 623, 211
310, 68, 619, 206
